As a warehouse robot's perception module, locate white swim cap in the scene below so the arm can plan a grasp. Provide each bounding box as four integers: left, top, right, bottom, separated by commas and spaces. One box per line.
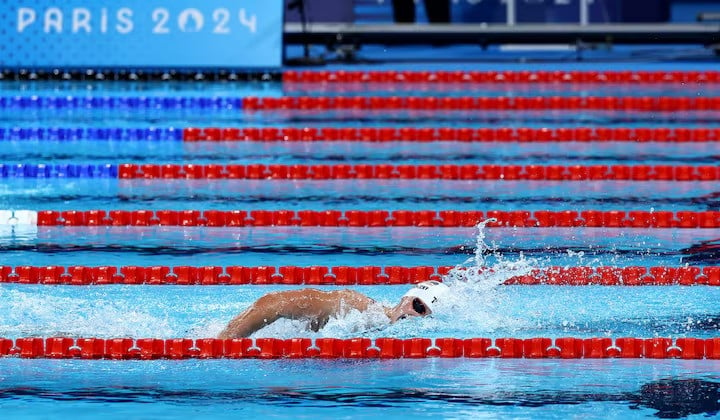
402, 280, 450, 314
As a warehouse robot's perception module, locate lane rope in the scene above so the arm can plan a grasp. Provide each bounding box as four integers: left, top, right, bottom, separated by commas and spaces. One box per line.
3, 95, 720, 111
117, 163, 717, 181
243, 96, 720, 112
283, 70, 720, 84
183, 126, 720, 142
3, 336, 719, 359
0, 127, 182, 141
1, 265, 717, 286
0, 96, 243, 110
0, 69, 280, 82
27, 209, 720, 228
3, 69, 714, 84
2, 127, 718, 142
0, 164, 117, 178
2, 163, 718, 180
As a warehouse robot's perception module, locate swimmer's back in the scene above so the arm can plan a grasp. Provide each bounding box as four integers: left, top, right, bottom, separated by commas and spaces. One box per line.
219, 288, 379, 339
265, 288, 375, 317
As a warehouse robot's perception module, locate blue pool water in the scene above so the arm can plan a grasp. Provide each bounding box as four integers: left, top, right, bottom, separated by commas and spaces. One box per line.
1, 358, 719, 419
1, 358, 718, 419
1, 65, 720, 418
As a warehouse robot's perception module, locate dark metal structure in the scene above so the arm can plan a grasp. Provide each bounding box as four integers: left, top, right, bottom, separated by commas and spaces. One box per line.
284, 23, 720, 47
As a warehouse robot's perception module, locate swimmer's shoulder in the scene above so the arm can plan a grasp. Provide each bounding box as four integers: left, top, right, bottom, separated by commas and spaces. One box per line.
270, 288, 375, 306
334, 288, 376, 304
264, 288, 327, 303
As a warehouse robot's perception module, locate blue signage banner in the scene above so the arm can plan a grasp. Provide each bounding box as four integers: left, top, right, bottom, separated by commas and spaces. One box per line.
0, 0, 283, 68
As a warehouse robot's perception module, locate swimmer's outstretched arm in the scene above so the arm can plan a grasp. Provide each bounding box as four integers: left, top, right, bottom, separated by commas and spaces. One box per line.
218, 292, 290, 339
217, 289, 381, 339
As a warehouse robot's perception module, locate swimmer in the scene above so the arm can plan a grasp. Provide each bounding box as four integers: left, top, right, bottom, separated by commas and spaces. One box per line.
218, 280, 449, 339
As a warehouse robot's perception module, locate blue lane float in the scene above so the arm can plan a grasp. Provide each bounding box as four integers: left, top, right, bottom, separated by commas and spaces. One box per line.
0, 128, 183, 141
0, 96, 244, 110
0, 164, 118, 178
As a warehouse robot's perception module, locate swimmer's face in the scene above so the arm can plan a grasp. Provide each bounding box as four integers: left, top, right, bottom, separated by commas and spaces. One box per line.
388, 296, 431, 323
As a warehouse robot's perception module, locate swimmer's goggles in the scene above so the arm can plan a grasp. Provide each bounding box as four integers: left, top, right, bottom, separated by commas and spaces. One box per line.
412, 298, 428, 316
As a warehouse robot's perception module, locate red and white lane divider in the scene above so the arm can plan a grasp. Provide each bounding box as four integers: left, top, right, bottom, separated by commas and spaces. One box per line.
3, 336, 720, 359
183, 126, 720, 142
242, 96, 720, 112
1, 265, 717, 286
283, 70, 720, 84
28, 209, 720, 228
119, 163, 720, 181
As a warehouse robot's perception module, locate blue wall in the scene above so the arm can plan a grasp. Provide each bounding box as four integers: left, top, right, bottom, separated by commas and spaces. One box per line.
0, 0, 283, 69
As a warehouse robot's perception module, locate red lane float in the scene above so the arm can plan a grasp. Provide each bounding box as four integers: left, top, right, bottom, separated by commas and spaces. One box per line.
117, 163, 720, 181
282, 70, 720, 85
36, 209, 720, 228
241, 96, 720, 112
2, 265, 717, 286
4, 336, 720, 359
183, 126, 720, 142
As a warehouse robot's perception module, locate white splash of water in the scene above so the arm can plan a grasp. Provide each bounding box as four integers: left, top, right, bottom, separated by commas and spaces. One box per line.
427, 219, 538, 334
0, 288, 175, 338
444, 218, 536, 287
245, 219, 542, 338
244, 304, 394, 340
